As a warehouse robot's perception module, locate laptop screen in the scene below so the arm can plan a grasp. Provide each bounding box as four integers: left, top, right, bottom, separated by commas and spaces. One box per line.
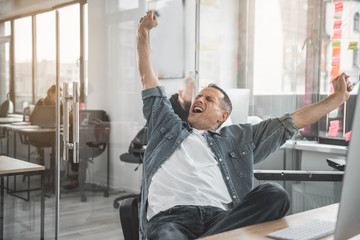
334, 94, 360, 240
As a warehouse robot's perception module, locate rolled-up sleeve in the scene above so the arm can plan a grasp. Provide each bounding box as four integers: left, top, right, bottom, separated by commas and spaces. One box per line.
252, 113, 298, 164
142, 86, 180, 140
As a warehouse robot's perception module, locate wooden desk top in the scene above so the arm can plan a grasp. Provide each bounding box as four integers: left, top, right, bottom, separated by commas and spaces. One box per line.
0, 156, 45, 175
200, 204, 338, 240
5, 125, 56, 133
0, 117, 23, 124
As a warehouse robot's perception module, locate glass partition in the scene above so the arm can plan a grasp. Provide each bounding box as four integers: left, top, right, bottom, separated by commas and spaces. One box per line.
14, 17, 33, 112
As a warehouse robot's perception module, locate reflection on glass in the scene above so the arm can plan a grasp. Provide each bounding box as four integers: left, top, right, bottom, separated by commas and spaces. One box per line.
106, 0, 139, 14
36, 11, 56, 101
59, 4, 80, 83
14, 17, 32, 112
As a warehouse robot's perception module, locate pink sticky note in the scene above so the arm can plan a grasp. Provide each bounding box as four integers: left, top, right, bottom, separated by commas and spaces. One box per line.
333, 20, 342, 29
334, 0, 343, 1
345, 131, 352, 142
333, 30, 342, 39
335, 2, 343, 12
332, 56, 340, 66
328, 120, 340, 137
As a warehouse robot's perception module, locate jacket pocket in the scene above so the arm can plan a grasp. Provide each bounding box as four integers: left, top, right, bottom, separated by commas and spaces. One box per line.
229, 142, 255, 159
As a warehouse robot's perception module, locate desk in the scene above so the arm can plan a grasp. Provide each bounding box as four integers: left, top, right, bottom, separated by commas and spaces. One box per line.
200, 204, 338, 240
0, 117, 23, 124
5, 125, 55, 159
0, 156, 45, 239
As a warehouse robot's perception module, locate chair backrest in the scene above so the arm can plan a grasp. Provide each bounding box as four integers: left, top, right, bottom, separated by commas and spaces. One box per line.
78, 110, 110, 160
119, 127, 147, 164
0, 100, 9, 117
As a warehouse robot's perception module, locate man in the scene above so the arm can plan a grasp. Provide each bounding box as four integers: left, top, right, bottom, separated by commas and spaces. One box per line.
137, 11, 353, 240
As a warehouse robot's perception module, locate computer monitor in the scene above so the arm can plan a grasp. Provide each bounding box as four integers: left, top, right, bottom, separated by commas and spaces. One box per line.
225, 88, 250, 124
334, 93, 360, 240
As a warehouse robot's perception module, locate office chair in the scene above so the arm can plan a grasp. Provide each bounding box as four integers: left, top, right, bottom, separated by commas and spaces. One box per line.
70, 110, 110, 202
114, 127, 147, 240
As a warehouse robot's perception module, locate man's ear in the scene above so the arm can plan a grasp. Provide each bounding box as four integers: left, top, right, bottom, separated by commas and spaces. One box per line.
219, 111, 229, 123
178, 89, 183, 98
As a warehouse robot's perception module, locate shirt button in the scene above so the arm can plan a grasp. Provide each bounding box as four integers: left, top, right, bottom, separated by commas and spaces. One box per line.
226, 176, 229, 180
210, 142, 213, 145
219, 158, 222, 162
242, 151, 246, 155
233, 195, 237, 199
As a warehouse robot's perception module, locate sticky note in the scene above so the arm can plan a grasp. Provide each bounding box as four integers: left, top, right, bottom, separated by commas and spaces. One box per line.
332, 47, 341, 55
329, 109, 338, 118
332, 57, 340, 66
345, 131, 352, 142
328, 120, 340, 137
333, 30, 342, 39
348, 41, 358, 50
334, 11, 343, 19
335, 2, 343, 12
333, 40, 341, 47
331, 67, 340, 76
333, 20, 342, 29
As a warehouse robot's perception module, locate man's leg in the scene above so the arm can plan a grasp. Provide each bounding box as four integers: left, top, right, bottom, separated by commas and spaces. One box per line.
201, 182, 290, 237
146, 205, 204, 240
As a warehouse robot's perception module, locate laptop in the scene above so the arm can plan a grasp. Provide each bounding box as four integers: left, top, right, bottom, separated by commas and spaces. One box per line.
30, 105, 57, 128
268, 93, 360, 240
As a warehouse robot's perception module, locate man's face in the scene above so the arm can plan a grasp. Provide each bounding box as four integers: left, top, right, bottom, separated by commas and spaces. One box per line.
187, 87, 229, 130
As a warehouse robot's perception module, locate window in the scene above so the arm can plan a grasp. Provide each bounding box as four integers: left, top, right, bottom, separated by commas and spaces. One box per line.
0, 21, 11, 103
36, 11, 56, 102
14, 17, 32, 112
59, 4, 80, 84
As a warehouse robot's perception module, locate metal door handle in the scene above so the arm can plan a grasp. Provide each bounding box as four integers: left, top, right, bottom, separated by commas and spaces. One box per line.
62, 82, 80, 163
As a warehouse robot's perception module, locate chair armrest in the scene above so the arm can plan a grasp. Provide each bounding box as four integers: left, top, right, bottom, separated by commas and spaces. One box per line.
119, 197, 140, 240
254, 170, 344, 182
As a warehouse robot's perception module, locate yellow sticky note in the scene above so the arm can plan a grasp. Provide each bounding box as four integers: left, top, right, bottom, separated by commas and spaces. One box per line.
333, 40, 341, 47
348, 41, 358, 50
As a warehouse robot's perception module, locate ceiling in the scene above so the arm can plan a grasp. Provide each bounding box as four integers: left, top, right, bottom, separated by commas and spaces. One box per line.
0, 0, 76, 22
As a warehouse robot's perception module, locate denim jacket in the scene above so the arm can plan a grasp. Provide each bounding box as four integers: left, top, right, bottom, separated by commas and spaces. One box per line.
140, 86, 298, 235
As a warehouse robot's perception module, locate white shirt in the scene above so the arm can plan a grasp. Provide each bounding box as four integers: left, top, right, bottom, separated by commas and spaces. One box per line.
147, 129, 232, 220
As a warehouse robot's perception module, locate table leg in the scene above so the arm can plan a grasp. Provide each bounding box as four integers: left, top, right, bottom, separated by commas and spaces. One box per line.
1, 176, 4, 239
41, 172, 44, 240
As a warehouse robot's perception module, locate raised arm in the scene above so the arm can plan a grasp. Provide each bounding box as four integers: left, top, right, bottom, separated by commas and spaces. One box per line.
137, 11, 160, 89
291, 73, 353, 129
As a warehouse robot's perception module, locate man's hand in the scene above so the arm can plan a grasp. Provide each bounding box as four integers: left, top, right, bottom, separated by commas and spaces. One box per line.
291, 72, 353, 130
332, 73, 353, 102
137, 11, 158, 35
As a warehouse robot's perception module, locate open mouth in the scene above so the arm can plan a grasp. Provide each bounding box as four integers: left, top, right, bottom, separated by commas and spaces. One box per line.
193, 106, 203, 113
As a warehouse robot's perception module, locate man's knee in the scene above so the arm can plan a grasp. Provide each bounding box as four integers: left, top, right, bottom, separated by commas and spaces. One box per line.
147, 222, 189, 240
258, 182, 290, 206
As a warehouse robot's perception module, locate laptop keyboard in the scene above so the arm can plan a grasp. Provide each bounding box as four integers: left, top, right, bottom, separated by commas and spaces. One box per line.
267, 219, 336, 240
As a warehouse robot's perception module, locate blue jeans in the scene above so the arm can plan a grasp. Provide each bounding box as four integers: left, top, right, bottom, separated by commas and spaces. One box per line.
145, 183, 290, 240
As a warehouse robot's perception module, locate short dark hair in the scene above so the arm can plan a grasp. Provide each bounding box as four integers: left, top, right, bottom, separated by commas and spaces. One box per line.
207, 84, 232, 114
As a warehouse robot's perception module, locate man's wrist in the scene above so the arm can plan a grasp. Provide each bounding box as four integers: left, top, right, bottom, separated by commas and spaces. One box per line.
137, 27, 149, 38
